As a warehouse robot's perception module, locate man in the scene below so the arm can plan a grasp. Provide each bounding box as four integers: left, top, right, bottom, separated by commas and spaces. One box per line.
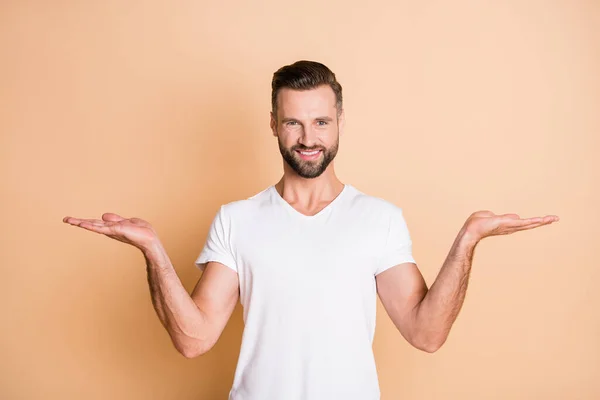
63, 60, 559, 399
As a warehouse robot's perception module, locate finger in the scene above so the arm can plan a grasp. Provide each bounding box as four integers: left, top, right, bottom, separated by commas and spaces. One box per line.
509, 219, 557, 232
63, 216, 98, 225
64, 217, 109, 228
102, 213, 126, 222
500, 213, 520, 219
545, 215, 560, 222
501, 217, 542, 227
499, 213, 520, 221
77, 221, 113, 235
472, 210, 495, 217
520, 215, 559, 224
79, 218, 106, 226
504, 215, 556, 226
497, 219, 551, 234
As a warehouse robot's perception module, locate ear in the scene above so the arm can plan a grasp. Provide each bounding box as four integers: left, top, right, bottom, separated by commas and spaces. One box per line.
338, 109, 346, 136
270, 111, 277, 137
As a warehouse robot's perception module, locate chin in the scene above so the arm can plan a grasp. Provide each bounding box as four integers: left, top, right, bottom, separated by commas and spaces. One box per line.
297, 173, 322, 179
295, 167, 326, 179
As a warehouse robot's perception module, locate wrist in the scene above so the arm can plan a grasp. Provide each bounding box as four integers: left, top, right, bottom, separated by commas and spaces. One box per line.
140, 239, 165, 260
458, 224, 481, 248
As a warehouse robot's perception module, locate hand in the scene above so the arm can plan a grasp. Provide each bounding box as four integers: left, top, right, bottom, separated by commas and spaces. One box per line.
464, 210, 559, 242
62, 213, 159, 252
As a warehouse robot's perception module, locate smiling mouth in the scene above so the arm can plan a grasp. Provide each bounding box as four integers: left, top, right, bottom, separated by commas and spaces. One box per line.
296, 149, 323, 160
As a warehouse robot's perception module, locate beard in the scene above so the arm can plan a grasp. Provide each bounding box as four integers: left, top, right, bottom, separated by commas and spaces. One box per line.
278, 135, 339, 179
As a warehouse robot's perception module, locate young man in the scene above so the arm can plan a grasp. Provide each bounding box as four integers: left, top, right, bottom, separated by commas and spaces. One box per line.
63, 60, 559, 400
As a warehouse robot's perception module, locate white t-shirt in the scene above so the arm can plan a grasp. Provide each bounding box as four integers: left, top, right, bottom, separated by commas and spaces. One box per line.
195, 183, 416, 400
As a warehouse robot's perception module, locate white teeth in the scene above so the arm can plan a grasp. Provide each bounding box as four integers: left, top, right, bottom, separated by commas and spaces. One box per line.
300, 151, 319, 155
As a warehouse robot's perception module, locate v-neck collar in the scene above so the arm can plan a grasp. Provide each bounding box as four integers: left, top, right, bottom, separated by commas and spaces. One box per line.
270, 184, 350, 220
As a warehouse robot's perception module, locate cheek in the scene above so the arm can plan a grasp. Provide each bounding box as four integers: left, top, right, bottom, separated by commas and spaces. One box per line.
279, 126, 302, 141
277, 132, 296, 149
319, 128, 338, 143
283, 125, 303, 134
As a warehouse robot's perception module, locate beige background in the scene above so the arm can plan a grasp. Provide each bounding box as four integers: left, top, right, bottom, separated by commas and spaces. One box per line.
1, 1, 598, 399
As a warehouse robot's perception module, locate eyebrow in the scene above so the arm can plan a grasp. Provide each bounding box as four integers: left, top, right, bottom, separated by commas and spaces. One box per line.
281, 116, 334, 123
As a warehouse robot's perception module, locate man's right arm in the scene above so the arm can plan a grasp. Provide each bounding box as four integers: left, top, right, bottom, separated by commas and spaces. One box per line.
143, 240, 239, 358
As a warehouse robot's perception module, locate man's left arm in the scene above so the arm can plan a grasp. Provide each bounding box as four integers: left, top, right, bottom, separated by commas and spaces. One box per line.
376, 210, 559, 353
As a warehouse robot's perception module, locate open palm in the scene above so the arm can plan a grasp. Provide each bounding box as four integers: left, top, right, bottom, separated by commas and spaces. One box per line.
465, 210, 559, 241
62, 213, 158, 251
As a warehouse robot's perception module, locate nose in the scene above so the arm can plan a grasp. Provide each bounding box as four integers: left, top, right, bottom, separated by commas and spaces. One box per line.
298, 125, 319, 148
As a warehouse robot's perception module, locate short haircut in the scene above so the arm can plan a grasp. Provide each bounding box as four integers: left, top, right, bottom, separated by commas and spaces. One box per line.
271, 60, 343, 119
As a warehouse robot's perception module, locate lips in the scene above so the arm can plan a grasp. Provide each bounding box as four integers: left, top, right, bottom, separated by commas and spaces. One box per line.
296, 149, 323, 160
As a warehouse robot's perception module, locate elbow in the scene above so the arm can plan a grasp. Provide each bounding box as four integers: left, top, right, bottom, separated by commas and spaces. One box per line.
179, 342, 210, 359
412, 334, 446, 353
419, 341, 443, 353
180, 348, 205, 359
174, 337, 213, 359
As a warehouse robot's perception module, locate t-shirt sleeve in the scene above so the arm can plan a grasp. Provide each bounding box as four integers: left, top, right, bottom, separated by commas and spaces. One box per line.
374, 206, 416, 275
194, 205, 238, 273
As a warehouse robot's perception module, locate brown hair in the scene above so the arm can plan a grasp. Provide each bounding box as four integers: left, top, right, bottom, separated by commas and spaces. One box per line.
271, 60, 343, 119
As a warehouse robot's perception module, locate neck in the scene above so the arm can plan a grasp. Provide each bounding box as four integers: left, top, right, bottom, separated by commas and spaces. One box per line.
275, 167, 344, 205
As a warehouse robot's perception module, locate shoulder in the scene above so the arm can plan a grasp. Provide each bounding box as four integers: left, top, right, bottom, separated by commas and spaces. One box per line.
346, 184, 406, 219
219, 185, 273, 220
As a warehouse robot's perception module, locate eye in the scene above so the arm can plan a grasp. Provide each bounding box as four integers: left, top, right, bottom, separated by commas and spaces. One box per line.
286, 121, 298, 126
317, 120, 328, 126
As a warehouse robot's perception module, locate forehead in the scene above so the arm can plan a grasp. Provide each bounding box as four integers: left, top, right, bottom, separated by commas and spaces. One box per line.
276, 84, 337, 118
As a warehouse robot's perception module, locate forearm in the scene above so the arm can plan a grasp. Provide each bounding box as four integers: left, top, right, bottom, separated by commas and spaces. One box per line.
414, 225, 479, 351
142, 241, 209, 356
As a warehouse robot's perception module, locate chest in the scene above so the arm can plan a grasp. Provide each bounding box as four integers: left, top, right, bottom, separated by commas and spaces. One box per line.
233, 218, 383, 302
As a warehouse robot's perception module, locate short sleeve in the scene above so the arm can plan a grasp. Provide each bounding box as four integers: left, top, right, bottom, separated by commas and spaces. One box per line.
194, 205, 238, 273
374, 206, 416, 275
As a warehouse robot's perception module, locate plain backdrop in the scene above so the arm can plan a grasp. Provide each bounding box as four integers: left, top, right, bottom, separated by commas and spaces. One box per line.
1, 1, 598, 399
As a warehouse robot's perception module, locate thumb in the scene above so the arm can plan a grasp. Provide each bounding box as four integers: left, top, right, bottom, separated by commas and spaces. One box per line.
500, 213, 520, 219
102, 213, 126, 222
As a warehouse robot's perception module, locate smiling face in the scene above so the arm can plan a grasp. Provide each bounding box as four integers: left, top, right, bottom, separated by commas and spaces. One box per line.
271, 84, 344, 179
